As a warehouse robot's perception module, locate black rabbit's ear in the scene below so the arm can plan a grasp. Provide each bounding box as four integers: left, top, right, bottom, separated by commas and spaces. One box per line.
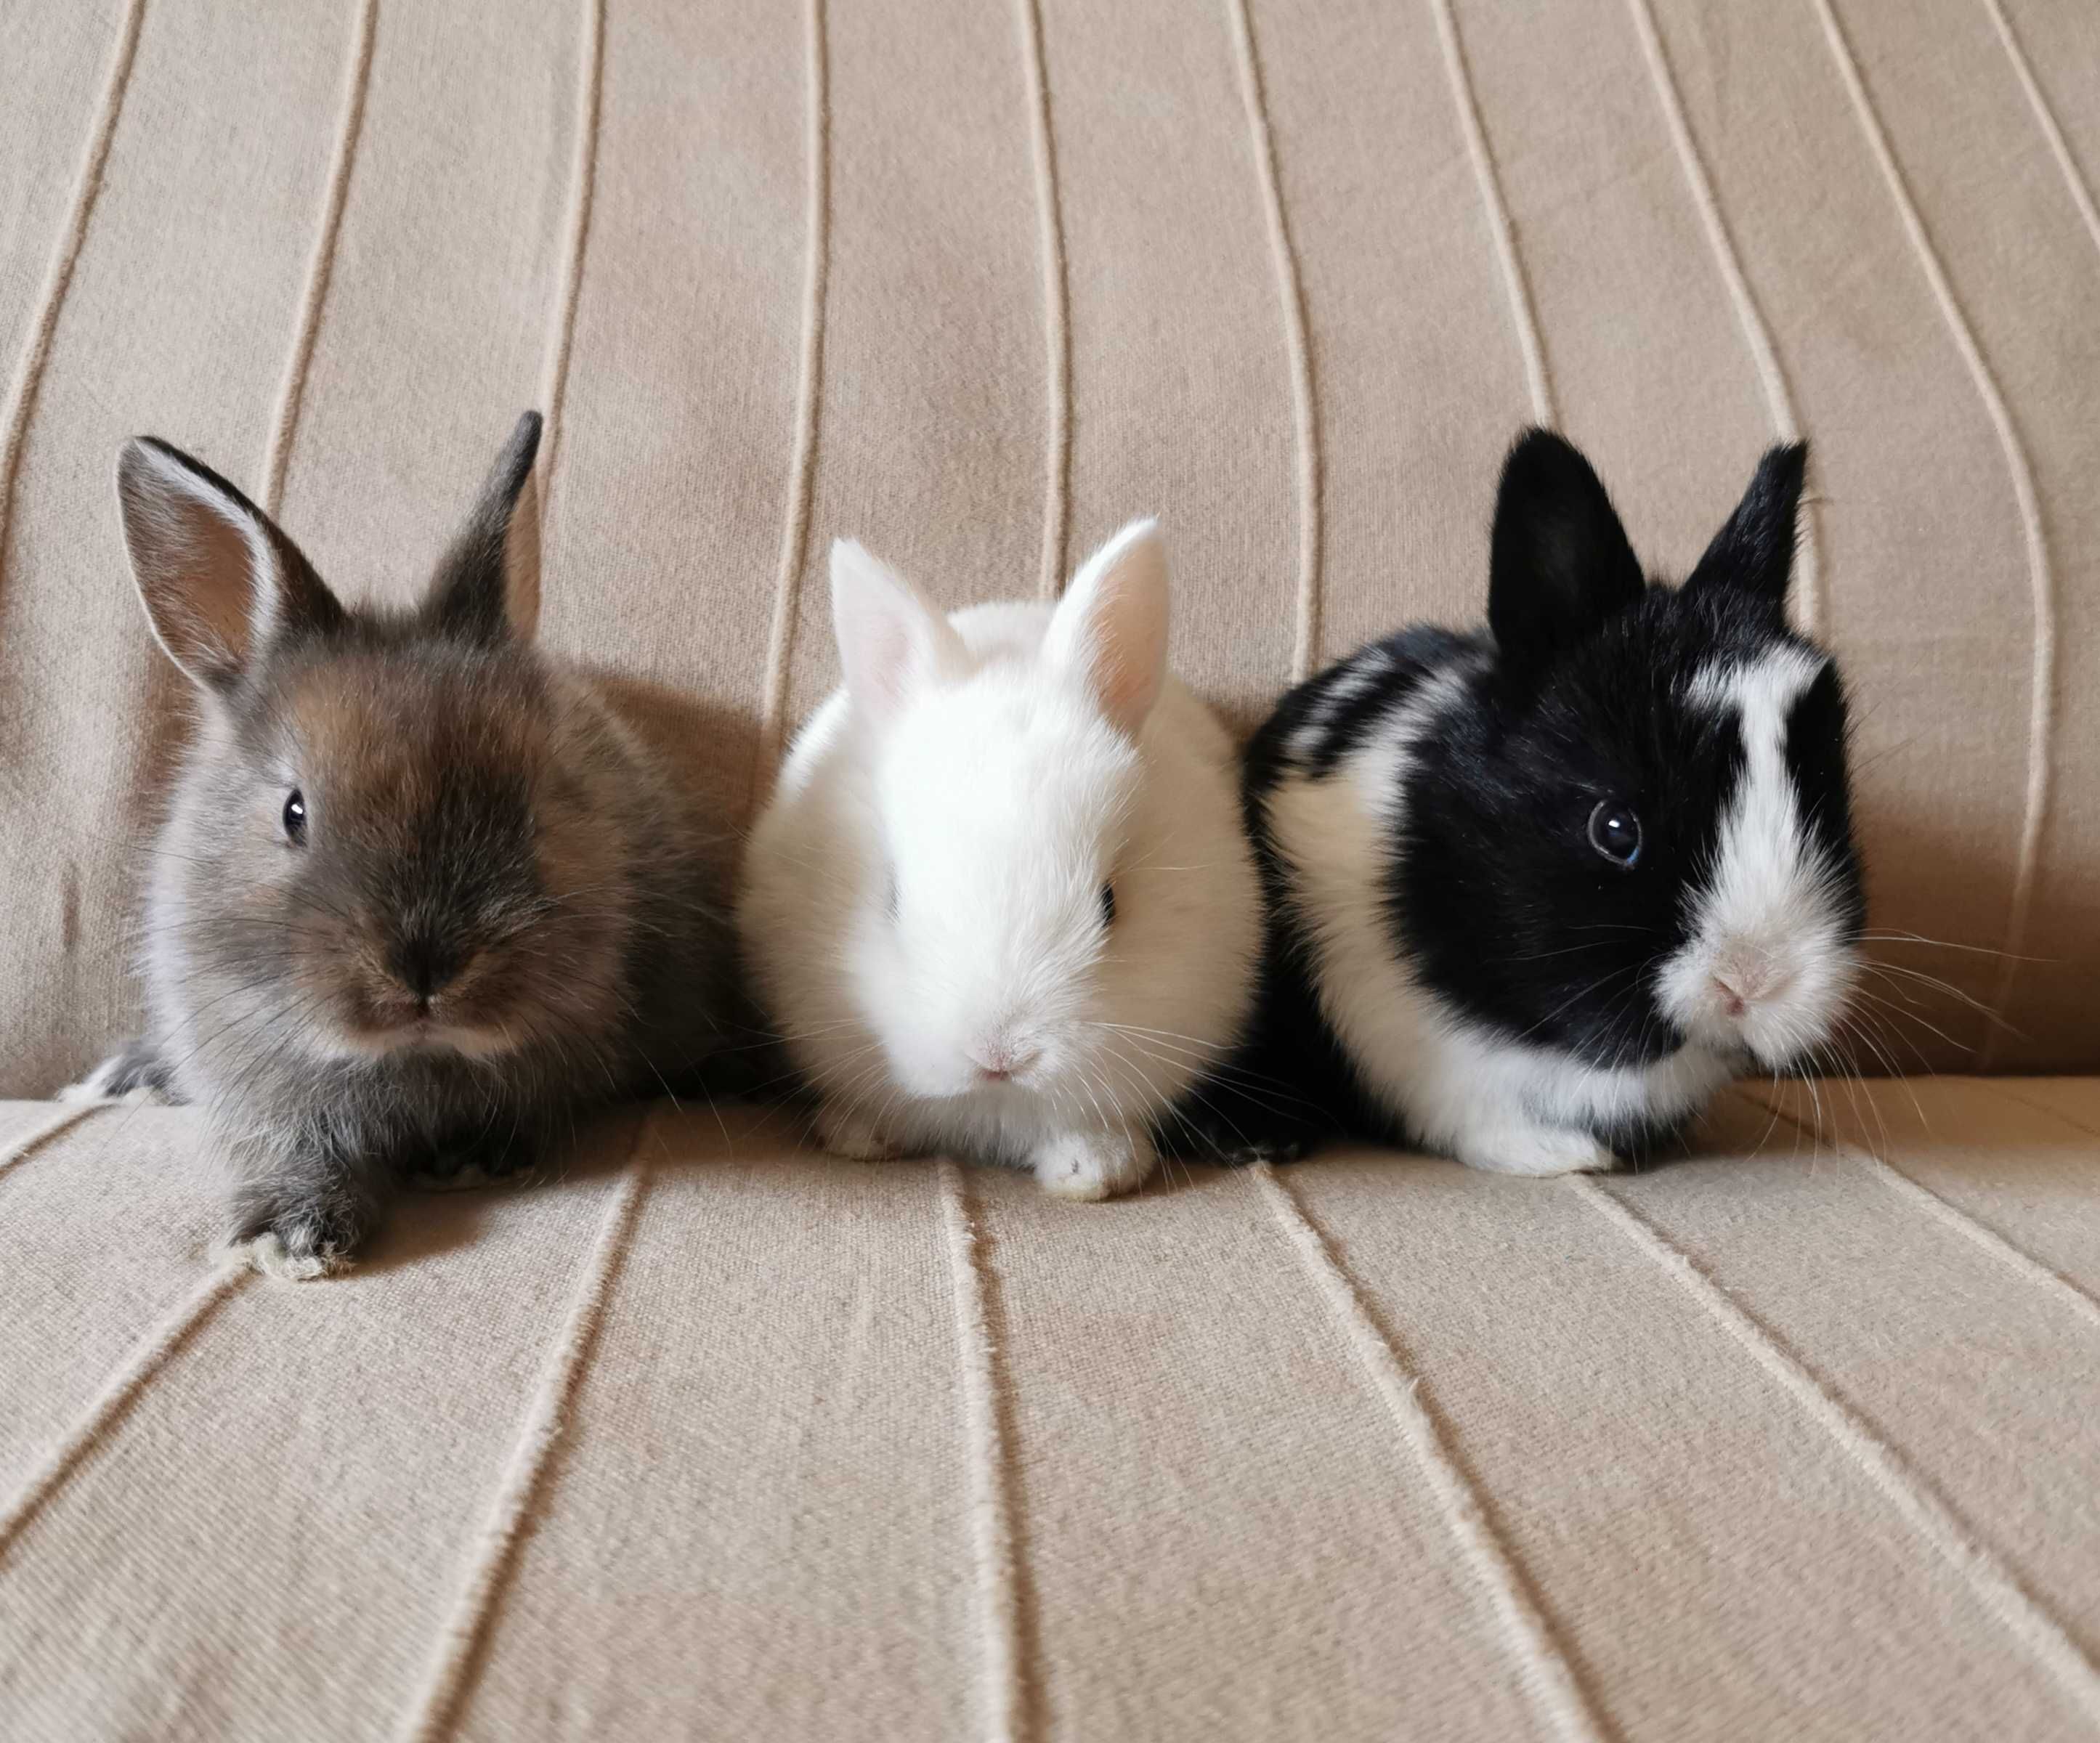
1488, 428, 1645, 673
1683, 442, 1807, 621
115, 436, 344, 694
427, 411, 543, 644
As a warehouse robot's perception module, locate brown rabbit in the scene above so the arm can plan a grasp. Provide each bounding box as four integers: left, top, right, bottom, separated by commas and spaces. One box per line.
70, 413, 733, 1277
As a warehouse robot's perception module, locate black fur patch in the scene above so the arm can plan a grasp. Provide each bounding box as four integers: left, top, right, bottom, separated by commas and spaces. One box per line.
1395, 588, 1772, 1070
1784, 661, 1867, 938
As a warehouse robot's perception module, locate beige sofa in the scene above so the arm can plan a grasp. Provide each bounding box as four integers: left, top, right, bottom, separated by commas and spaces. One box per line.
3, 1, 2096, 1737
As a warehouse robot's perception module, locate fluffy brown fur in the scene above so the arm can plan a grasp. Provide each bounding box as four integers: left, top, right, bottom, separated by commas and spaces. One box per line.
76, 413, 731, 1277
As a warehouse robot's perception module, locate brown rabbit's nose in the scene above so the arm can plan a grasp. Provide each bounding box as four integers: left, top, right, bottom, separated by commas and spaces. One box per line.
391, 934, 463, 1004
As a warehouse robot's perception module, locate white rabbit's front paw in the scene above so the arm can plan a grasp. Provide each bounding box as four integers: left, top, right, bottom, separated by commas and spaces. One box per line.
1031, 1129, 1155, 1200
814, 1102, 906, 1161
1456, 1121, 1614, 1178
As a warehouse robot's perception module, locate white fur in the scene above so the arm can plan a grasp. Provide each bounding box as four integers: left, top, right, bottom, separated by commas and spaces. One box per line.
1269, 672, 1735, 1176
739, 523, 1260, 1198
1287, 653, 1392, 762
829, 540, 970, 725
216, 1230, 336, 1282
1656, 649, 1858, 1064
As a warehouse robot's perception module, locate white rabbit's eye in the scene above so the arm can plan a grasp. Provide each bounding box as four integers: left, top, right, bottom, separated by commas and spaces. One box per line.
1100, 882, 1116, 927
283, 789, 308, 845
1586, 800, 1640, 867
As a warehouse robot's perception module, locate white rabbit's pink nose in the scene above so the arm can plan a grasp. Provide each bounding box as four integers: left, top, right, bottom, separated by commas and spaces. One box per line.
968, 1038, 1040, 1082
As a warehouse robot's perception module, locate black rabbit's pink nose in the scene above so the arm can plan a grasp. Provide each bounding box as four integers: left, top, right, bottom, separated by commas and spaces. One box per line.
1712, 958, 1795, 1018
392, 935, 463, 1003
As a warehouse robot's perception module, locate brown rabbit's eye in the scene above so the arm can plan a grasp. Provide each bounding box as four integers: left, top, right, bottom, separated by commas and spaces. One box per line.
282, 789, 307, 845
1100, 882, 1116, 927
1586, 800, 1640, 868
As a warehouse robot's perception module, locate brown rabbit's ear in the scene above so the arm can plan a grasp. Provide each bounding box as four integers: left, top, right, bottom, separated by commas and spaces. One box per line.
115, 437, 344, 694
427, 410, 543, 645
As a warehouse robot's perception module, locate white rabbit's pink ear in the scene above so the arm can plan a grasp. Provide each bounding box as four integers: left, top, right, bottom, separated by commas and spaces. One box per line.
830, 539, 967, 725
115, 436, 344, 694
1045, 518, 1169, 737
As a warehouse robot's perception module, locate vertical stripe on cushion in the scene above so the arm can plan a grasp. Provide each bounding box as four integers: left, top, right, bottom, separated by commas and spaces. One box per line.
1427, 0, 1555, 429
754, 0, 831, 790
260, 0, 377, 516
0, 1261, 249, 1560
1740, 1085, 2100, 1334
396, 1126, 652, 1743
1013, 0, 1071, 606
1249, 0, 1539, 661
771, 0, 1045, 732
447, 1116, 978, 1742
1623, 0, 1823, 638
534, 0, 607, 508
1807, 0, 2055, 1068
0, 0, 145, 572
1224, 0, 1323, 683
937, 1161, 1029, 1743
1824, 0, 2100, 1069
0, 0, 354, 1098
1254, 1163, 1605, 1743
1573, 1171, 2100, 1723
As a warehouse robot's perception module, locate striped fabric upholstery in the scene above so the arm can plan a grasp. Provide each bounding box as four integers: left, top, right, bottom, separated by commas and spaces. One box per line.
1, 0, 2097, 1084
4, 1081, 2100, 1739
2, 3, 2099, 1737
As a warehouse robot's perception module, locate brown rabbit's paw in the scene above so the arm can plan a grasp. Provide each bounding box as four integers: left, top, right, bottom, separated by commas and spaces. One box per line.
220, 1227, 349, 1283
60, 1039, 178, 1105
219, 1188, 373, 1281
407, 1126, 538, 1193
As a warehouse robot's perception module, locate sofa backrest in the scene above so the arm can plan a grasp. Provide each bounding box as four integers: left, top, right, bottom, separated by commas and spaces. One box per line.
2, 0, 2095, 1088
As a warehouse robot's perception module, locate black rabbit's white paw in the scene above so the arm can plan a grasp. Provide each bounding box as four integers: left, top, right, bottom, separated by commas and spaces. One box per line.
1458, 1124, 1614, 1178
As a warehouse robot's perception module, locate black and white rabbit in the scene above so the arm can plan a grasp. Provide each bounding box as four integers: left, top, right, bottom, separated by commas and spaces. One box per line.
1236, 429, 1864, 1174
67, 413, 734, 1275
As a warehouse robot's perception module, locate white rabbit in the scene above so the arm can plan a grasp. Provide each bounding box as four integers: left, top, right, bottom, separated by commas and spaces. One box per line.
739, 520, 1261, 1198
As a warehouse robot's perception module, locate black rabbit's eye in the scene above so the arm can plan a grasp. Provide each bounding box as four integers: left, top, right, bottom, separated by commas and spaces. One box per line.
1100, 882, 1116, 927
1586, 800, 1640, 867
283, 789, 307, 844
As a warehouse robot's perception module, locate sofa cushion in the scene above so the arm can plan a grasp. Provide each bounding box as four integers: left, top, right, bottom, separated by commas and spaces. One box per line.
2, 0, 2099, 1082
2, 1079, 2096, 1739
